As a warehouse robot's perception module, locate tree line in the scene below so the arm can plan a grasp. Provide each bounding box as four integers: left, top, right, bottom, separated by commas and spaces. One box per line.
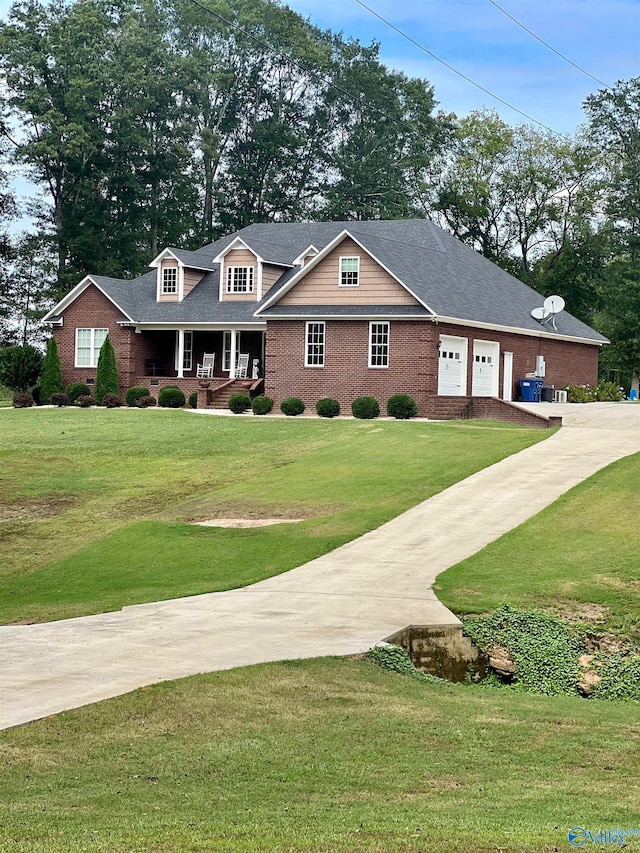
0, 0, 638, 388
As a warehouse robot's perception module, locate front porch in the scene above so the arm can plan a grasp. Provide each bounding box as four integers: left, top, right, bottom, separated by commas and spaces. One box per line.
135, 327, 266, 382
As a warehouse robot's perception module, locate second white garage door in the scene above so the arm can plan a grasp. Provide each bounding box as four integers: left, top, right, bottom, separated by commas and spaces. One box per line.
472, 340, 500, 397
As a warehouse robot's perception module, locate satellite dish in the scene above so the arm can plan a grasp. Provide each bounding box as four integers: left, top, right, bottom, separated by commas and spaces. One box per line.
543, 295, 565, 316
531, 306, 549, 321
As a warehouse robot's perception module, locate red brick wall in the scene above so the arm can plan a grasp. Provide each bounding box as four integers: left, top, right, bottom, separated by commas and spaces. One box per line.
265, 320, 437, 413
265, 319, 601, 416
53, 284, 142, 392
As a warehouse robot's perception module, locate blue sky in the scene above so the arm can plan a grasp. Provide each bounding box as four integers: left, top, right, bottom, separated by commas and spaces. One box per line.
285, 0, 639, 134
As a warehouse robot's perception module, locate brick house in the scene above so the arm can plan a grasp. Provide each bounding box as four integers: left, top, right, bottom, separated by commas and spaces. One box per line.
43, 219, 607, 418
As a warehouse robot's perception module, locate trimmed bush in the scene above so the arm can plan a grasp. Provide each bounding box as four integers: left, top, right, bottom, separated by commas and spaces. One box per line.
102, 393, 121, 408
40, 337, 63, 404
158, 386, 186, 408
351, 395, 380, 419
51, 393, 69, 407
95, 336, 119, 404
126, 386, 149, 407
228, 392, 251, 414
280, 397, 305, 416
251, 395, 274, 416
136, 394, 156, 408
316, 398, 340, 418
66, 382, 91, 403
76, 395, 96, 407
386, 393, 418, 419
13, 392, 34, 408
188, 391, 198, 409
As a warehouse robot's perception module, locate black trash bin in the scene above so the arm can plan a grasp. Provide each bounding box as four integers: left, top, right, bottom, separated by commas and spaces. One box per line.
541, 386, 554, 403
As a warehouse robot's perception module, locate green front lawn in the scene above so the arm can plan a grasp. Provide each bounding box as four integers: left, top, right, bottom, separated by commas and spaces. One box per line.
0, 409, 547, 623
1, 656, 639, 853
437, 451, 640, 640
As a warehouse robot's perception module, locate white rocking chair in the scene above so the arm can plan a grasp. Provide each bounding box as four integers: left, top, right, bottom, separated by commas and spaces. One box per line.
236, 353, 250, 379
196, 353, 215, 378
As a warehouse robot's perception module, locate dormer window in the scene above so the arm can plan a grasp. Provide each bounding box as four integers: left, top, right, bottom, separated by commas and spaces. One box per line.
227, 266, 254, 293
340, 256, 359, 287
162, 268, 178, 294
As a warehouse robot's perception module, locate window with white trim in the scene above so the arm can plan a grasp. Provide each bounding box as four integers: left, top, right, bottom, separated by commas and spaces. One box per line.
369, 322, 389, 368
226, 266, 254, 293
339, 256, 359, 287
183, 331, 193, 371
76, 328, 108, 367
162, 267, 178, 294
305, 322, 325, 367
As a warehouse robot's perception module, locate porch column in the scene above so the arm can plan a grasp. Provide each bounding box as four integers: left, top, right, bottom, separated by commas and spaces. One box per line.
229, 329, 237, 379
177, 328, 185, 379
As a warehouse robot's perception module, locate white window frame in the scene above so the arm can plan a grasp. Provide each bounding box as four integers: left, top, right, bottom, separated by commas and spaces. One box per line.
226, 266, 254, 294
368, 322, 389, 369
305, 321, 325, 368
339, 256, 360, 287
75, 328, 108, 368
162, 267, 178, 294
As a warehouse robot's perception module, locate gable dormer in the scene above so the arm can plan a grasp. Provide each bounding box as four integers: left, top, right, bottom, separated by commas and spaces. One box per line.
213, 236, 290, 301
150, 249, 208, 302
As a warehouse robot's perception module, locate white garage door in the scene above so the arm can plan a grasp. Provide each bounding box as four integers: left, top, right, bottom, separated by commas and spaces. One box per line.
438, 335, 468, 396
472, 340, 500, 397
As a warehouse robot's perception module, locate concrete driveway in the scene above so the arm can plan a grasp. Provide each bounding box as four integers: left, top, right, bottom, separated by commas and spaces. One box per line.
1, 402, 638, 730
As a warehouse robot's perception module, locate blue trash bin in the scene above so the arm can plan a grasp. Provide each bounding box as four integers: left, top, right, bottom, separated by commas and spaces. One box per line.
519, 378, 544, 402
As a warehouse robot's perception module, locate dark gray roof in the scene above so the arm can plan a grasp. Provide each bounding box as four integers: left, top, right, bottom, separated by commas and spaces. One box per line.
91, 270, 260, 324
80, 220, 606, 342
165, 248, 217, 270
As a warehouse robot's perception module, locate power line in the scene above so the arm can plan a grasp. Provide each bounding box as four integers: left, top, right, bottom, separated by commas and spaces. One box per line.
352, 0, 566, 136
486, 0, 611, 90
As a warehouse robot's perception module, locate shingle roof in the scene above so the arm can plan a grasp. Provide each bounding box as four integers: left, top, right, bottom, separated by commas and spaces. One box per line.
65, 220, 605, 342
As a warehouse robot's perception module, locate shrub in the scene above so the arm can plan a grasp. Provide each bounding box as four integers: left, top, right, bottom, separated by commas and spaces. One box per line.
188, 391, 198, 409
595, 381, 623, 402
136, 394, 156, 408
386, 393, 418, 419
280, 396, 305, 416
102, 393, 121, 408
316, 397, 340, 418
66, 382, 91, 403
0, 345, 43, 392
228, 392, 251, 414
126, 386, 149, 407
158, 386, 185, 408
95, 336, 119, 403
351, 395, 380, 419
251, 394, 274, 415
76, 395, 96, 407
368, 644, 442, 684
40, 337, 63, 404
13, 392, 34, 408
31, 384, 41, 406
51, 392, 69, 407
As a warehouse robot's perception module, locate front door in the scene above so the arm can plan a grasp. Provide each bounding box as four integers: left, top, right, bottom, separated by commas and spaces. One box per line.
472, 340, 500, 397
438, 335, 468, 396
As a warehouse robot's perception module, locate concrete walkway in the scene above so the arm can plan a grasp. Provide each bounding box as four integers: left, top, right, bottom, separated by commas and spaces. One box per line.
1, 402, 638, 730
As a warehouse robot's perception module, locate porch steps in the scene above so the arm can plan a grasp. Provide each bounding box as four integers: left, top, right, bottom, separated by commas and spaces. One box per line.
206, 379, 255, 408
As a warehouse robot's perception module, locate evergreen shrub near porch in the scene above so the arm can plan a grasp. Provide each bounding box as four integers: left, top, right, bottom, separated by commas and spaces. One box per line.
316, 398, 340, 418
280, 397, 305, 416
126, 386, 149, 406
386, 394, 418, 419
66, 382, 90, 403
158, 386, 186, 408
228, 392, 251, 414
251, 395, 273, 415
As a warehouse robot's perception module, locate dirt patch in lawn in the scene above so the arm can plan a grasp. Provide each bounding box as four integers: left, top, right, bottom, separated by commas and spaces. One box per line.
549, 600, 608, 624
191, 517, 305, 528
0, 496, 75, 522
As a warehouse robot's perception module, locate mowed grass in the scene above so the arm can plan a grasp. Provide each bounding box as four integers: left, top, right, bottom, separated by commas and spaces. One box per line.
0, 408, 548, 624
1, 656, 640, 853
437, 451, 640, 640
